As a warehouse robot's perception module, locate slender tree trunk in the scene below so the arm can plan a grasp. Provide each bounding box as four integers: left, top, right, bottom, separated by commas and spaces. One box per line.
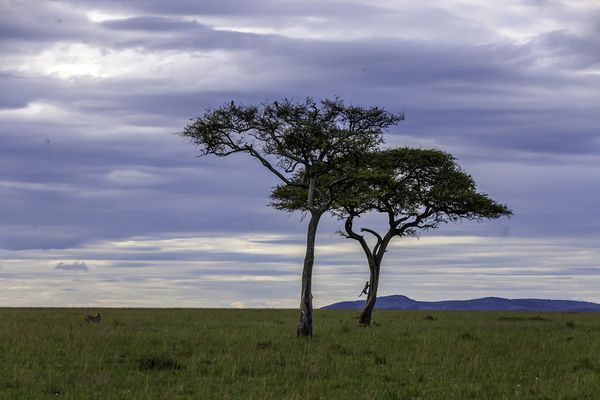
359, 237, 391, 326
359, 259, 380, 326
297, 210, 321, 337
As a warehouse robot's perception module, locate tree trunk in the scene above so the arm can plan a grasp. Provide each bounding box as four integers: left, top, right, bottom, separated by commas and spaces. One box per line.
359, 261, 379, 326
297, 210, 321, 337
359, 236, 390, 326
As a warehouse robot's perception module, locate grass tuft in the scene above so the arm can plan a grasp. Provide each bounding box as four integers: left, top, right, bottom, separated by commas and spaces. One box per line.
137, 354, 182, 371
330, 343, 352, 355
339, 325, 352, 333
573, 358, 595, 372
374, 355, 387, 365
256, 341, 273, 350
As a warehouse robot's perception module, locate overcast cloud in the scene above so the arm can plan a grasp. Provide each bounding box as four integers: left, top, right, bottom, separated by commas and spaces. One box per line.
1, 0, 599, 307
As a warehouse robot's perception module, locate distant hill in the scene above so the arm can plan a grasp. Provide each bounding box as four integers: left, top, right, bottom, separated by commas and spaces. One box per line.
322, 295, 600, 312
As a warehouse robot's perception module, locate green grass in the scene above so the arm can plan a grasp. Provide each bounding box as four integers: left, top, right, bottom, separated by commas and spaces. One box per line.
1, 308, 599, 399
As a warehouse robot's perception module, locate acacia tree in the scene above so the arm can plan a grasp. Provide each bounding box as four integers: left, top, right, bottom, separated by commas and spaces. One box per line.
179, 98, 403, 336
272, 147, 512, 326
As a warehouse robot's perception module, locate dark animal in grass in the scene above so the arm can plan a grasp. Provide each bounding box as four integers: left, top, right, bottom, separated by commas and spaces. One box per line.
84, 313, 101, 324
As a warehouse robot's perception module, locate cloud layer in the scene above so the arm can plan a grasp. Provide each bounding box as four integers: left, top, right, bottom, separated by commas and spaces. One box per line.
55, 261, 89, 271
1, 0, 599, 306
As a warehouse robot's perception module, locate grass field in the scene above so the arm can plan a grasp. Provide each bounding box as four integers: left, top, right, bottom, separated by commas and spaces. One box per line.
1, 308, 599, 399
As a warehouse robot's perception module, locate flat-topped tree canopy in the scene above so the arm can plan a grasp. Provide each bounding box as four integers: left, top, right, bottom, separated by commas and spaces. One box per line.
180, 97, 403, 201
272, 147, 511, 233
342, 147, 512, 234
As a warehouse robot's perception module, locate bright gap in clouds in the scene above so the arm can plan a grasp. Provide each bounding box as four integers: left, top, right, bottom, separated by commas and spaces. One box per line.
10, 43, 132, 79
7, 42, 241, 86
1, 233, 599, 307
86, 10, 133, 23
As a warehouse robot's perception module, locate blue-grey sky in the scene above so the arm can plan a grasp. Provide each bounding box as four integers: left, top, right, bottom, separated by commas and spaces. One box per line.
1, 0, 599, 307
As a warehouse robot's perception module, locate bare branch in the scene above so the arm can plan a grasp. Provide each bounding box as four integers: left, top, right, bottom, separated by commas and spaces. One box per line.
245, 147, 294, 186
360, 228, 383, 244
344, 214, 363, 241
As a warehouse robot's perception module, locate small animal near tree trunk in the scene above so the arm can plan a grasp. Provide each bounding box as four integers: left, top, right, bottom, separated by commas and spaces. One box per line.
273, 147, 512, 327
345, 216, 391, 327
359, 266, 379, 326
343, 148, 512, 326
180, 98, 403, 337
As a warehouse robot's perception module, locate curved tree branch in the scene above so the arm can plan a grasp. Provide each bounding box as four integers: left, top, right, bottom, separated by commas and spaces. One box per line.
345, 214, 374, 259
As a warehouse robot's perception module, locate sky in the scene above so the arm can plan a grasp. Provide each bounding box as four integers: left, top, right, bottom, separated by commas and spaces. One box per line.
1, 0, 599, 308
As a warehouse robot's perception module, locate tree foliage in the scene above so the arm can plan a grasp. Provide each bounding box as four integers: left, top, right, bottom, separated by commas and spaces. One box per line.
273, 148, 510, 232
181, 98, 402, 203
272, 147, 512, 325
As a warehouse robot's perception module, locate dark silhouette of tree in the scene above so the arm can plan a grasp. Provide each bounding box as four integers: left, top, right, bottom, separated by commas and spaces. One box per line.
272, 147, 512, 326
179, 98, 403, 336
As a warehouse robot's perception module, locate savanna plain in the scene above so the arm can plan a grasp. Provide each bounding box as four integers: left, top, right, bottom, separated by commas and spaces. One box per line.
1, 308, 599, 399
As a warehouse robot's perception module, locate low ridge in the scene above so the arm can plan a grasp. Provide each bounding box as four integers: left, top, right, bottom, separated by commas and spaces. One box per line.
322, 295, 600, 312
